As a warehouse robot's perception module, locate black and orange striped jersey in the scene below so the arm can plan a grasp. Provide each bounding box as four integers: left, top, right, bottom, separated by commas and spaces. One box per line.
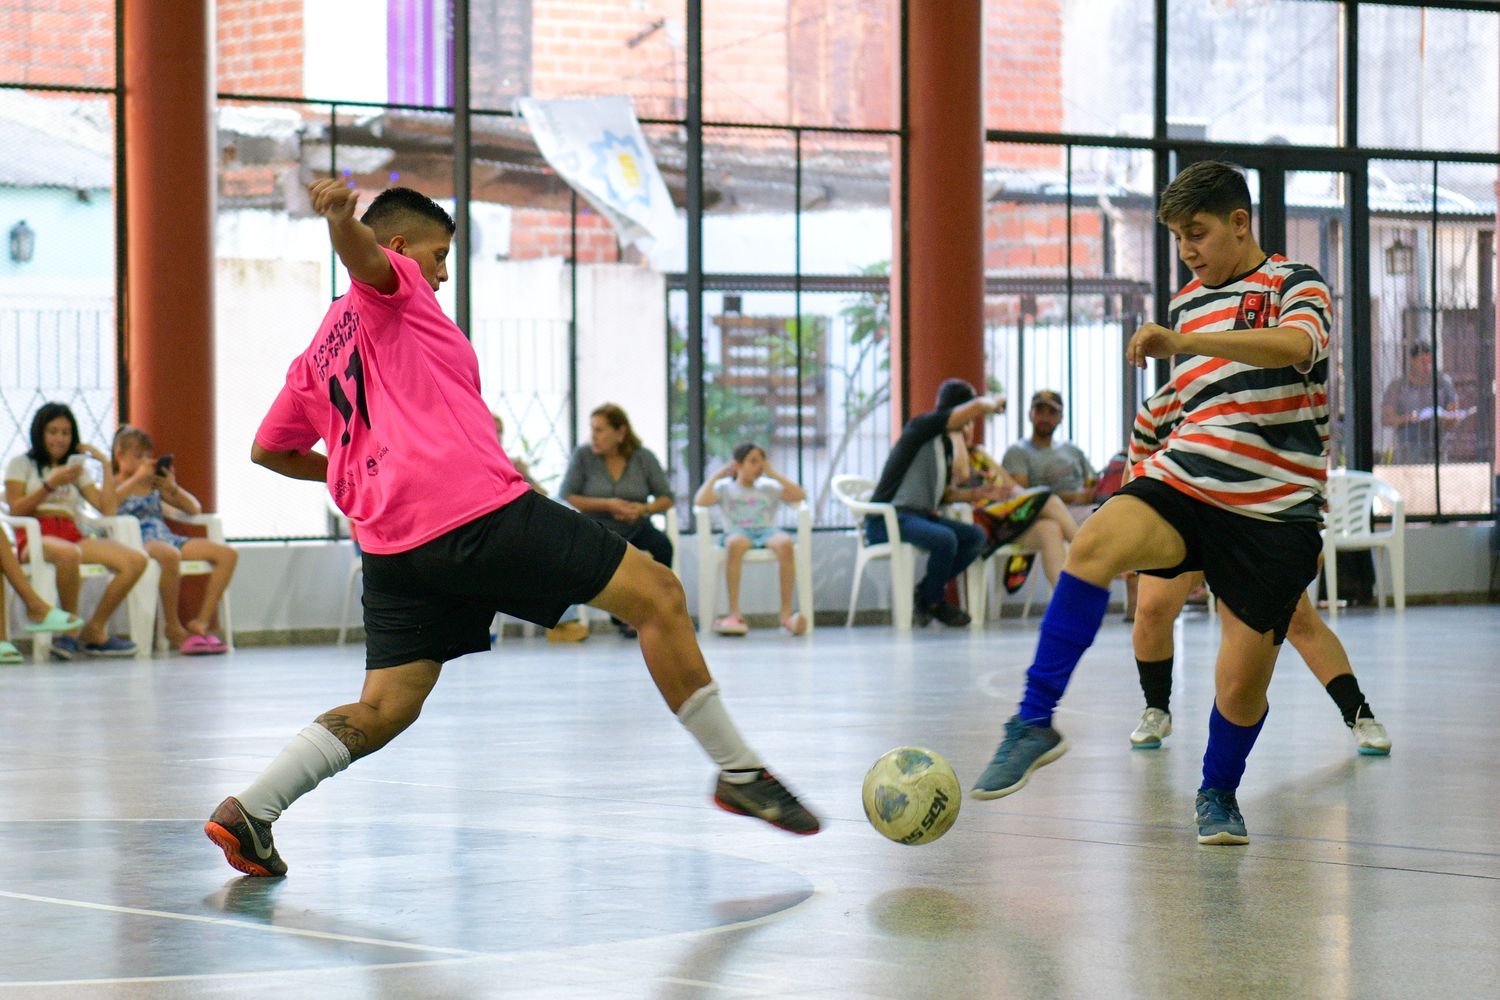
1134, 254, 1331, 522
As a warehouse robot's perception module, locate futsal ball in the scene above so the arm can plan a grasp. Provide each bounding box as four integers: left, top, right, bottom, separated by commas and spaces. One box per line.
862, 746, 961, 846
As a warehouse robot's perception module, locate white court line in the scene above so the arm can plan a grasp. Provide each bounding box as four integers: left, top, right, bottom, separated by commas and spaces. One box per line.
0, 846, 831, 990
0, 889, 481, 957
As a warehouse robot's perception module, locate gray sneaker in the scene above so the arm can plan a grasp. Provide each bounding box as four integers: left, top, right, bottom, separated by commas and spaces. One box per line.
1130, 707, 1172, 749
1195, 787, 1249, 845
971, 715, 1068, 799
1352, 708, 1391, 756
712, 769, 821, 835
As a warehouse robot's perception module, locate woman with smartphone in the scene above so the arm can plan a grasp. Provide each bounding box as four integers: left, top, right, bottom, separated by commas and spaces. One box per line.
112, 426, 236, 655
3, 403, 147, 658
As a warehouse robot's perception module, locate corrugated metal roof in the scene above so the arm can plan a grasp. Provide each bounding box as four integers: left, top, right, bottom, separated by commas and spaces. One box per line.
0, 91, 113, 190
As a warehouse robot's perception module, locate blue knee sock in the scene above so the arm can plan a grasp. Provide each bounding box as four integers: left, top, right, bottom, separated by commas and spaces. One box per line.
1016, 572, 1111, 727
1200, 703, 1268, 792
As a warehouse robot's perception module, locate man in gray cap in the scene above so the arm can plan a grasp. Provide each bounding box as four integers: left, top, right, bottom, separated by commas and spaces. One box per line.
1001, 390, 1096, 513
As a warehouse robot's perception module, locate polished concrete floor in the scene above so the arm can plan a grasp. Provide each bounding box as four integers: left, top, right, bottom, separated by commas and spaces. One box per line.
1, 605, 1497, 998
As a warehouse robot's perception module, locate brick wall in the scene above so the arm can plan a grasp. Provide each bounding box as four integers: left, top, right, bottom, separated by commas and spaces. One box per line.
529, 0, 690, 121
0, 1, 114, 87
984, 0, 1064, 142
507, 205, 619, 263
217, 0, 304, 97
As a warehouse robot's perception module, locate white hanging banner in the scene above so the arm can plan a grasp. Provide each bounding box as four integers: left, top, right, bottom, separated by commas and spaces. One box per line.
516, 95, 678, 257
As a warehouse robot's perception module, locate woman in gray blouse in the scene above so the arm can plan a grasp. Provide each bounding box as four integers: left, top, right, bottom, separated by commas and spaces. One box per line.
561, 403, 675, 635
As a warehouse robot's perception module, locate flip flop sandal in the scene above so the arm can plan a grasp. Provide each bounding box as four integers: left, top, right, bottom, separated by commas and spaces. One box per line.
0, 641, 23, 665
24, 607, 86, 633
181, 634, 229, 655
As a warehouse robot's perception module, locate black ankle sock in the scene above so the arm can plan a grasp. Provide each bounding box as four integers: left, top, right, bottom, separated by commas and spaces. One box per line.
1136, 657, 1173, 713
1325, 673, 1372, 728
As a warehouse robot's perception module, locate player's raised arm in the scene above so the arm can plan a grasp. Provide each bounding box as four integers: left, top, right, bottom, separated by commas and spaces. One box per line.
308, 178, 397, 295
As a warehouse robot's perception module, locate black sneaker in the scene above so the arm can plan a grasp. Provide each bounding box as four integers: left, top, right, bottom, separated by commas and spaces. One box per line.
712, 769, 821, 835
912, 588, 933, 627
204, 796, 288, 876
930, 601, 971, 628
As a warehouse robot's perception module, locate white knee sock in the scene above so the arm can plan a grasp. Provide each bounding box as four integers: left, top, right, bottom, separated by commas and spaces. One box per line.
675, 681, 762, 776
236, 723, 352, 822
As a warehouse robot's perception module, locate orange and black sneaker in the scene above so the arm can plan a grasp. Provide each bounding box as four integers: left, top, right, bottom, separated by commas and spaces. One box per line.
712, 769, 821, 835
204, 796, 288, 877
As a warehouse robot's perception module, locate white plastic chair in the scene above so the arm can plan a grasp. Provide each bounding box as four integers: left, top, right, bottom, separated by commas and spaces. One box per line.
0, 508, 160, 661
1319, 469, 1405, 620
577, 507, 681, 629
154, 512, 235, 652
832, 475, 916, 631
694, 500, 814, 637
947, 502, 1047, 628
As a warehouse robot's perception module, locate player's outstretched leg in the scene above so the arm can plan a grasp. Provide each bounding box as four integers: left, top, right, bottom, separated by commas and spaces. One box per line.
973, 497, 1186, 799
1128, 572, 1198, 749
1195, 605, 1279, 846
590, 545, 819, 835
1284, 594, 1391, 755
206, 660, 441, 875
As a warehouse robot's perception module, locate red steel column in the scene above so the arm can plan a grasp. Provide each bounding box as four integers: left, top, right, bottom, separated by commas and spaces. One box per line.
895, 0, 985, 429
125, 0, 216, 507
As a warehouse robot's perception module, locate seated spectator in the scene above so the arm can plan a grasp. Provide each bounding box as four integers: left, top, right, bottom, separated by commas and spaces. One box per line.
694, 442, 808, 636
3, 403, 146, 658
0, 533, 85, 663
1002, 390, 1097, 518
867, 379, 1002, 627
953, 420, 1078, 589
492, 413, 544, 493
561, 403, 674, 638
1381, 341, 1464, 463
112, 427, 237, 655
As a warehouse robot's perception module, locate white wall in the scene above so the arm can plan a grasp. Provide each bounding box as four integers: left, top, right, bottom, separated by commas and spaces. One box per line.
206, 521, 1495, 638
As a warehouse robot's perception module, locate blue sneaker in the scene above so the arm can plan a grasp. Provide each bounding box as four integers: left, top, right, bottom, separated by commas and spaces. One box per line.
1195, 787, 1249, 845
49, 635, 80, 661
971, 714, 1069, 799
83, 635, 137, 657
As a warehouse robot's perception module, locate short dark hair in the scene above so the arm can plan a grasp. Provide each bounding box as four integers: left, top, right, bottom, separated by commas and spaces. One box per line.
935, 378, 976, 411
1408, 341, 1433, 357
27, 401, 80, 469
731, 441, 763, 463
360, 187, 455, 245
1157, 161, 1252, 226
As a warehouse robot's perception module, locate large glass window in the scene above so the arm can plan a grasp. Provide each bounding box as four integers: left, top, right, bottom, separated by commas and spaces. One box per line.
0, 85, 117, 469
1369, 159, 1496, 518
1358, 4, 1500, 153
0, 0, 114, 89
703, 1, 897, 129
986, 0, 1155, 137
672, 127, 894, 526
983, 143, 1154, 473
1167, 0, 1341, 146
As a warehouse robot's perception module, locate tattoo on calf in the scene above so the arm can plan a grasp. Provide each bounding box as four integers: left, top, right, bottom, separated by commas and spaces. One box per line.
315, 712, 371, 758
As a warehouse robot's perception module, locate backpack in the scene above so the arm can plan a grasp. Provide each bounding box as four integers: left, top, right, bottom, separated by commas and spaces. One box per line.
1093, 451, 1128, 503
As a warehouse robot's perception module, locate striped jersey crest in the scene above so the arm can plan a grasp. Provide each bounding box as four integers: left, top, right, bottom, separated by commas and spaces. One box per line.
1136, 255, 1331, 522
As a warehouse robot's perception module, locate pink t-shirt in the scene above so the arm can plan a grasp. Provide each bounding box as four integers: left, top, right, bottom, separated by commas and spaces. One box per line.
256, 247, 530, 554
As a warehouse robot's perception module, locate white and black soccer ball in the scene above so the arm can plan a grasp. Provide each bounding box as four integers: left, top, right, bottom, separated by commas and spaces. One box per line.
861, 746, 961, 845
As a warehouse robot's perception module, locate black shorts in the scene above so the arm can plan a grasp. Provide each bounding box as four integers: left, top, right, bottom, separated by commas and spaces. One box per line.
1115, 478, 1321, 644
359, 492, 628, 669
